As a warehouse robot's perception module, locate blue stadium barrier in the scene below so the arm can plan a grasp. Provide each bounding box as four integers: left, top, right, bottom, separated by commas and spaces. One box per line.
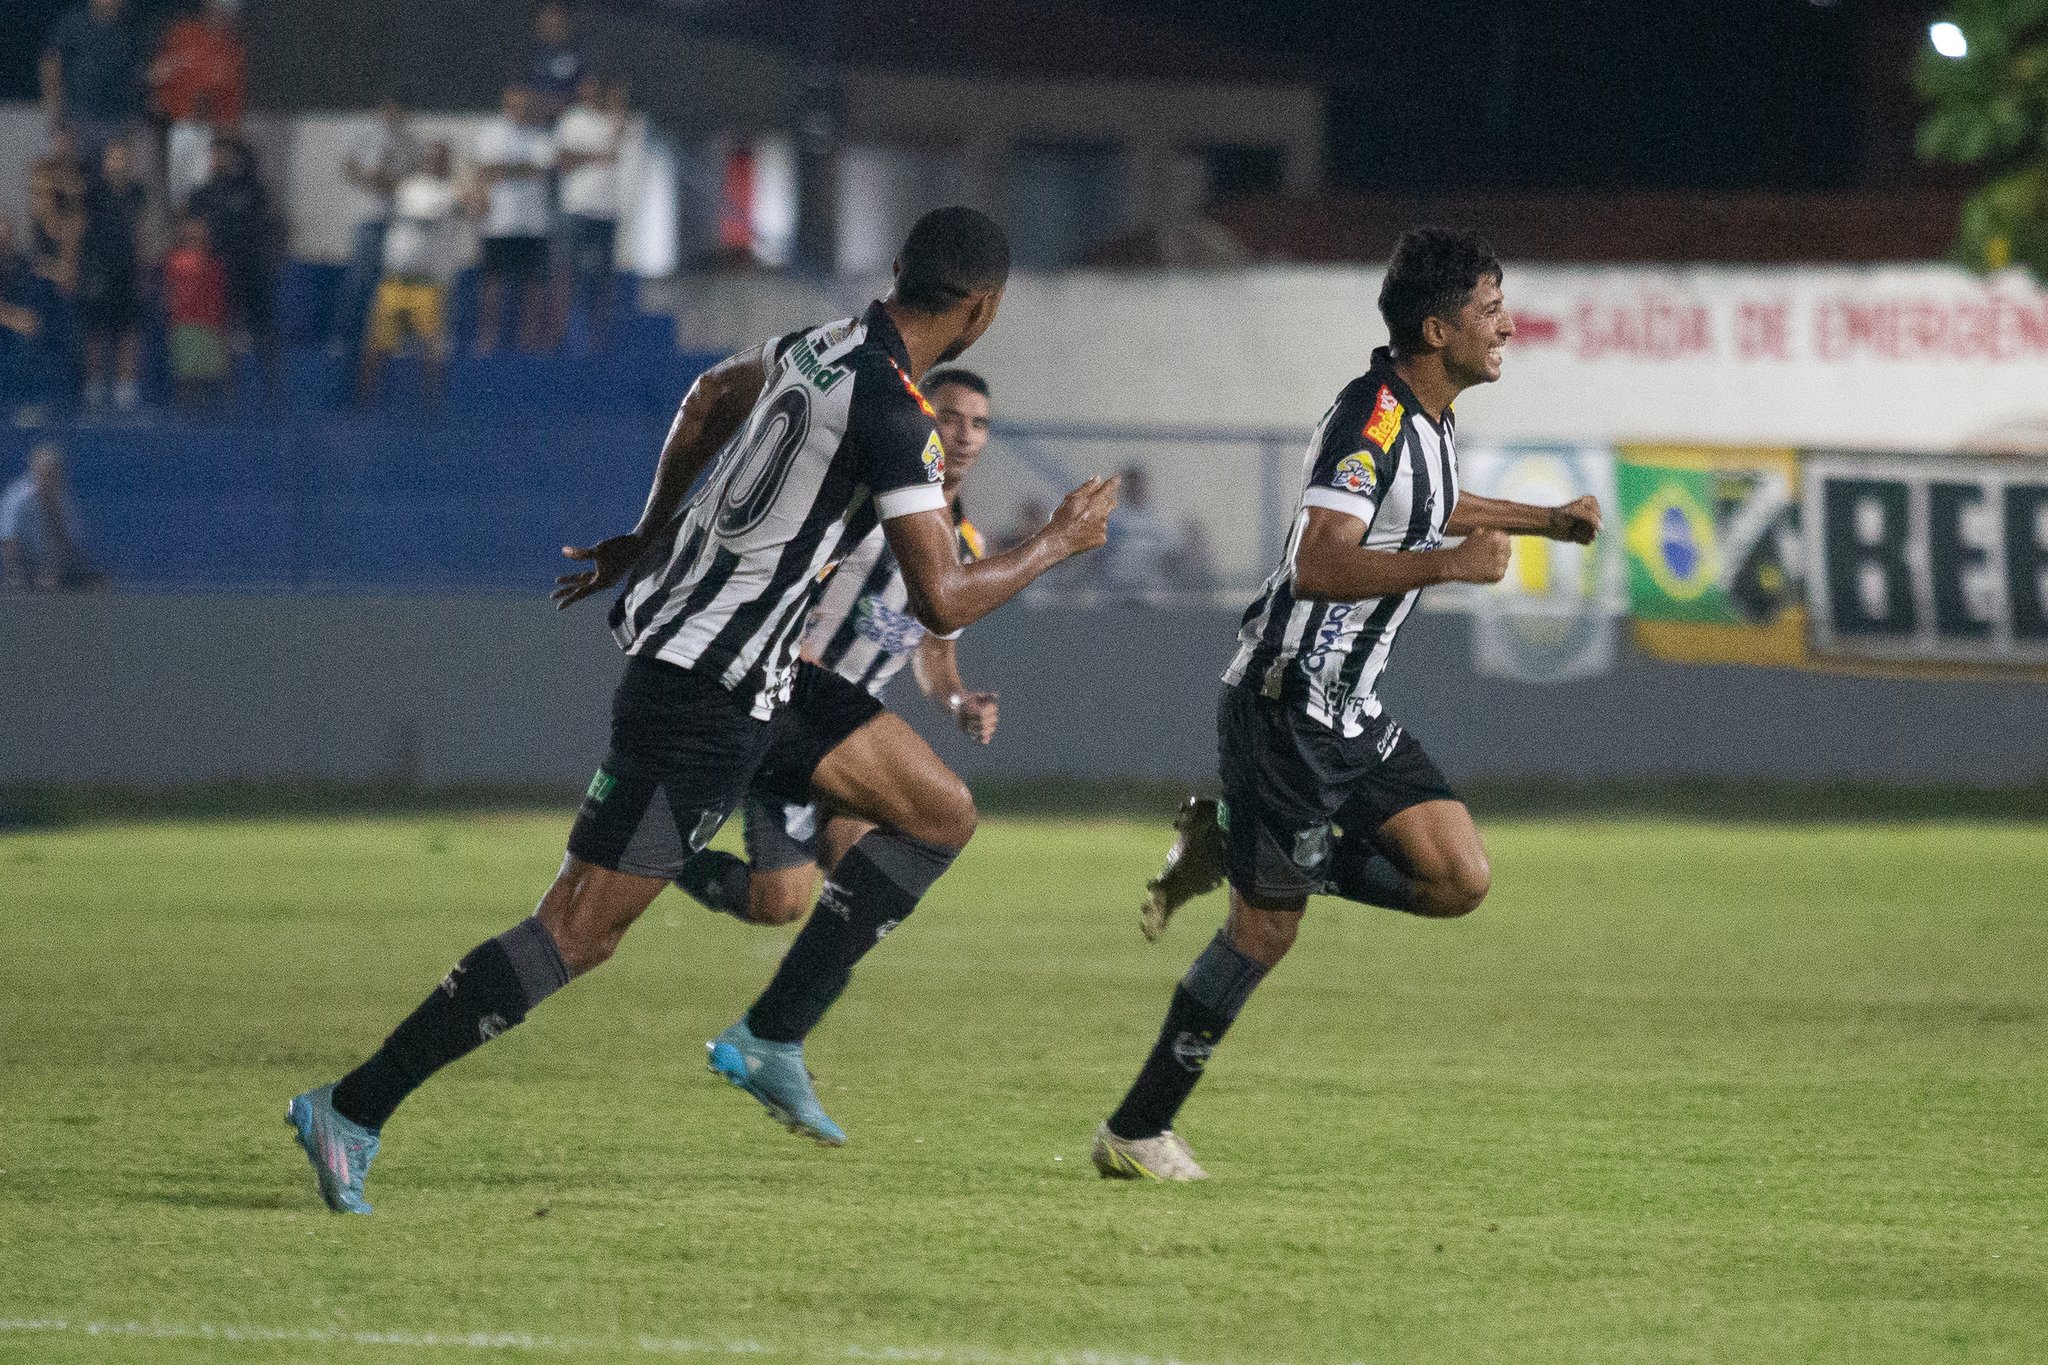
0, 408, 693, 592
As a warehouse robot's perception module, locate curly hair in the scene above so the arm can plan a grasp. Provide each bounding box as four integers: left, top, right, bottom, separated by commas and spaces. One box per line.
1377, 227, 1502, 354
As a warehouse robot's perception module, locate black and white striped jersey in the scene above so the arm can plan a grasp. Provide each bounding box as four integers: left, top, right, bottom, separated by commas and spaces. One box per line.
1223, 347, 1460, 738
608, 302, 950, 719
802, 516, 984, 698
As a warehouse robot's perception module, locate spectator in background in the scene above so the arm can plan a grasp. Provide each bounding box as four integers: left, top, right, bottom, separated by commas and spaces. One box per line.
189, 136, 281, 398
1, 444, 102, 592
1096, 465, 1174, 602
165, 89, 222, 213
39, 0, 143, 157
331, 100, 422, 358
77, 138, 145, 412
552, 74, 627, 350
162, 215, 231, 417
27, 125, 88, 296
1161, 513, 1218, 599
473, 85, 556, 355
358, 141, 466, 409
2, 215, 65, 420
523, 2, 588, 122
147, 0, 247, 130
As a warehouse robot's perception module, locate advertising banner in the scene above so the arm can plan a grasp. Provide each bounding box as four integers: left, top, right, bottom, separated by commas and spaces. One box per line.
1457, 444, 1621, 684
1615, 446, 1807, 666
1803, 453, 2048, 669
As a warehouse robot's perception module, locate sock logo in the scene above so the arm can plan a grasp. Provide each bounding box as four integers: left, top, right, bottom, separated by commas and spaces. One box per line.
438, 964, 465, 997
873, 918, 901, 943
817, 883, 852, 919
1171, 1030, 1216, 1073
477, 1013, 508, 1042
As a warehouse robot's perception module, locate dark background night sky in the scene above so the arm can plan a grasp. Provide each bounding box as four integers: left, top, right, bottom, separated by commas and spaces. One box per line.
2, 0, 1929, 193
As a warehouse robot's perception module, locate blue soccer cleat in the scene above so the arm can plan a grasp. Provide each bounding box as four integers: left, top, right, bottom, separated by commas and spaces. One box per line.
706, 1019, 847, 1146
286, 1083, 381, 1214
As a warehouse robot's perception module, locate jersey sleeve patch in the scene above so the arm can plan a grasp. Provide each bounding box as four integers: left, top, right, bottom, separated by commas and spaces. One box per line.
1363, 384, 1404, 453
920, 430, 946, 484
1331, 451, 1377, 496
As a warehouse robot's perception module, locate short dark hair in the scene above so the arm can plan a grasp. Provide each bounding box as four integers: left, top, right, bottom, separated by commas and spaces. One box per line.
923, 368, 989, 400
1378, 227, 1502, 355
896, 207, 1010, 314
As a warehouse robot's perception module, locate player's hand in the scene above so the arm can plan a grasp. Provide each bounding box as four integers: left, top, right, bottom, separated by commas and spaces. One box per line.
1547, 495, 1602, 544
552, 532, 646, 609
1449, 527, 1512, 584
951, 690, 999, 744
1045, 475, 1120, 559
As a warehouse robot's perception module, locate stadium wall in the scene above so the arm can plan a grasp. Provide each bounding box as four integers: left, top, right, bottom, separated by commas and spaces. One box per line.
4, 597, 2043, 789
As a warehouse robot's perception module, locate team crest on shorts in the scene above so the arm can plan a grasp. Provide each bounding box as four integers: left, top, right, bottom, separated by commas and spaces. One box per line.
920, 431, 946, 482
1291, 825, 1331, 870
1332, 453, 1377, 495
1363, 384, 1404, 452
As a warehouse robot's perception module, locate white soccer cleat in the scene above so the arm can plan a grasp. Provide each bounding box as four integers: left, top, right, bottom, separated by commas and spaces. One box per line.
1090, 1120, 1209, 1182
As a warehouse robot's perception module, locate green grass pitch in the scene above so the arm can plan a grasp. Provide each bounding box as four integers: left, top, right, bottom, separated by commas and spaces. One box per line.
2, 813, 2044, 1363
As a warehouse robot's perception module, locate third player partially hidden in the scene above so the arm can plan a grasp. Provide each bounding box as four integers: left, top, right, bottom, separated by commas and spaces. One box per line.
1093, 227, 1603, 1182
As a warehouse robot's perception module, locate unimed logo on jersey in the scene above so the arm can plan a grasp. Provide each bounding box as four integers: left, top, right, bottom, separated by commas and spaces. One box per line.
1804, 454, 2048, 665
1363, 385, 1404, 452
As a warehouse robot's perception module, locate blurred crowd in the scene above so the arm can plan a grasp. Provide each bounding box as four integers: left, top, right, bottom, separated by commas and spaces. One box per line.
2, 0, 634, 423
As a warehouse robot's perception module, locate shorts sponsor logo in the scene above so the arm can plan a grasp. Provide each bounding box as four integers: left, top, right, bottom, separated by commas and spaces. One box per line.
584, 769, 615, 804
1291, 825, 1331, 870
688, 809, 725, 853
920, 430, 946, 483
1332, 452, 1377, 496
1363, 384, 1404, 453
1376, 721, 1404, 762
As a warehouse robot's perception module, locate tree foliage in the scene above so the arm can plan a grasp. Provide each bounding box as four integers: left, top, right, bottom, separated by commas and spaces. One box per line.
1917, 1, 2048, 282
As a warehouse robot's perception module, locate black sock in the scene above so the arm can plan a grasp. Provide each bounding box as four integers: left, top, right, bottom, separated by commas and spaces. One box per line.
675, 848, 752, 919
744, 831, 957, 1044
1324, 832, 1418, 912
330, 915, 570, 1131
1107, 930, 1269, 1140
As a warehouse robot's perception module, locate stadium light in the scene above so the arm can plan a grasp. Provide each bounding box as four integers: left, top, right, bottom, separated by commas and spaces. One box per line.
1929, 21, 1968, 59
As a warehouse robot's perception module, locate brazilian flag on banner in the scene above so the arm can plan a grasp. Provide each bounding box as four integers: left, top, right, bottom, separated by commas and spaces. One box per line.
1617, 460, 1733, 623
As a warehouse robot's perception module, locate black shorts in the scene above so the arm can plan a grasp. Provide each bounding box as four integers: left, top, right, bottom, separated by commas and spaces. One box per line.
750, 661, 886, 806
566, 655, 778, 879
481, 234, 550, 282
1216, 684, 1459, 902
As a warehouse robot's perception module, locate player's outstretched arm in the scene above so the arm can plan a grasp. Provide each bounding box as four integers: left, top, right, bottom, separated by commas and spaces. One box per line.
913, 635, 998, 744
888, 476, 1119, 637
552, 350, 768, 608
1446, 491, 1602, 544
1293, 506, 1512, 600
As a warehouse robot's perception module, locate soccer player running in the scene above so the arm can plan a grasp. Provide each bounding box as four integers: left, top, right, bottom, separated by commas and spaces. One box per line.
1091, 228, 1602, 1181
672, 369, 1000, 932
286, 208, 1117, 1212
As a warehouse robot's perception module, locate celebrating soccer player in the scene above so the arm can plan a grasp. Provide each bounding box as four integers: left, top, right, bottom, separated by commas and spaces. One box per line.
1092, 227, 1602, 1181
285, 208, 1118, 1212
671, 369, 1000, 936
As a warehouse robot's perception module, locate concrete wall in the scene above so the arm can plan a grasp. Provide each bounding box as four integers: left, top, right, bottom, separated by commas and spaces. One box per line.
4, 596, 2044, 789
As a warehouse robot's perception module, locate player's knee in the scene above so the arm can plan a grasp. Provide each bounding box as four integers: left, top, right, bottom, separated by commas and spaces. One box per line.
1423, 854, 1491, 918
907, 778, 977, 851
1227, 907, 1300, 964
747, 881, 810, 926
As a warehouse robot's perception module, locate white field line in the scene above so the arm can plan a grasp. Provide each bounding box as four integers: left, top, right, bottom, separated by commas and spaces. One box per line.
0, 1318, 1261, 1365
